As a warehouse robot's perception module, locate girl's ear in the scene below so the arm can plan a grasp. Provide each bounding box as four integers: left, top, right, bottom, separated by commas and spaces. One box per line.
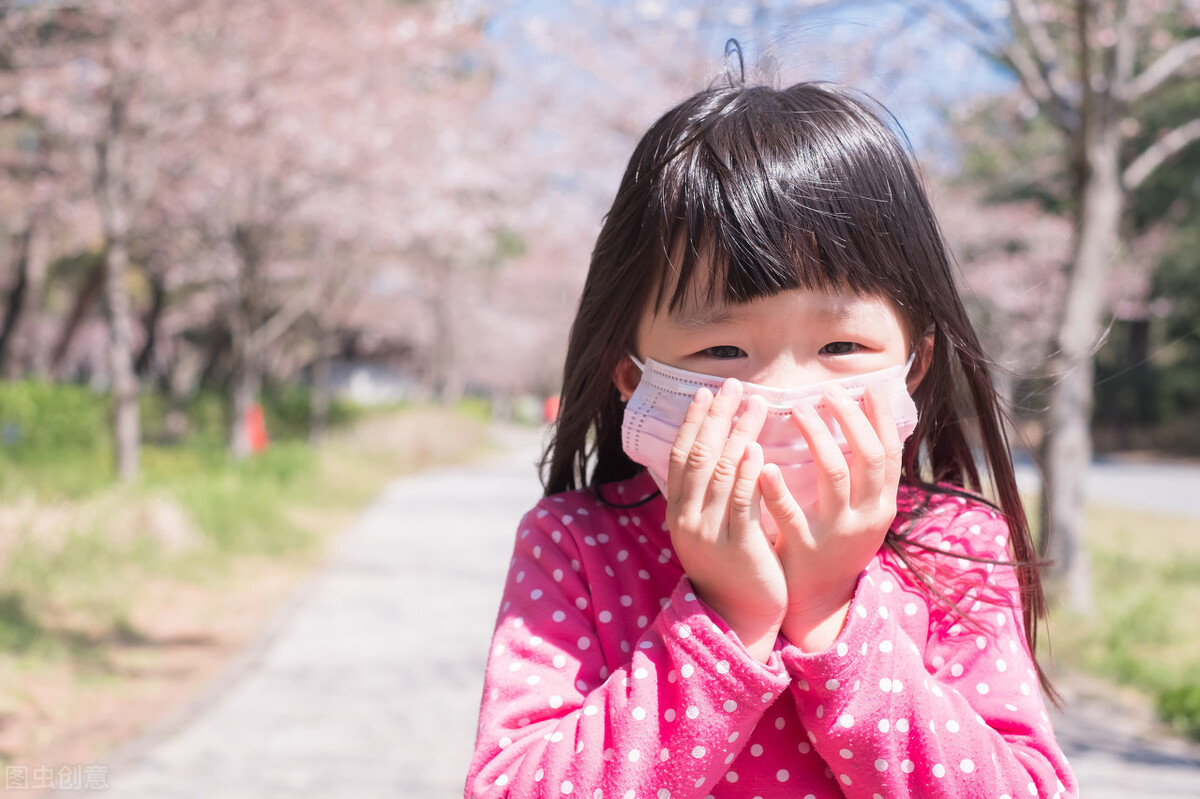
613, 356, 642, 402
906, 329, 935, 394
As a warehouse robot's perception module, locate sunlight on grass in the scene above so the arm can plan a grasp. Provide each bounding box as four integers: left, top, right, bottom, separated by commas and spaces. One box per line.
1045, 504, 1200, 738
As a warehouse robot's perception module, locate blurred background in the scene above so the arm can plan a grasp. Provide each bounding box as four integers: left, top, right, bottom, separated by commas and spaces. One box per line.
0, 0, 1198, 792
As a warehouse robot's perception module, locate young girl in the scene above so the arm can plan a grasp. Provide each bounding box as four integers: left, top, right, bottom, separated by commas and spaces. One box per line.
466, 79, 1077, 798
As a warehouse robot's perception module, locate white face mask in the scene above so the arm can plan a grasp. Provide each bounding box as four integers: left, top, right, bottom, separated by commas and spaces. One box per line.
621, 355, 919, 509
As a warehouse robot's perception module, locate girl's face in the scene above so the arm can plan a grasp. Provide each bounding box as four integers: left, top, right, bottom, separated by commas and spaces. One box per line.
614, 283, 928, 399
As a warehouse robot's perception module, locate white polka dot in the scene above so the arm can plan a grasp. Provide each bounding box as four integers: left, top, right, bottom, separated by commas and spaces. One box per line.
636, 615, 648, 628
684, 592, 696, 601
1021, 683, 1031, 696
716, 660, 730, 674
686, 706, 700, 719
584, 705, 598, 716
553, 569, 564, 582
628, 749, 640, 762
816, 705, 824, 718
632, 707, 646, 721
933, 763, 945, 778
840, 774, 852, 786
896, 719, 909, 732
664, 708, 675, 721
836, 642, 849, 656
561, 779, 573, 794
761, 692, 774, 702
798, 741, 811, 754
680, 664, 695, 678
839, 748, 853, 759
657, 790, 669, 799
750, 744, 763, 756
875, 759, 888, 772
881, 581, 894, 592
775, 717, 786, 730
677, 624, 691, 638
1028, 783, 1037, 795
550, 731, 564, 742
950, 663, 964, 677
826, 679, 840, 690
692, 746, 706, 759
892, 679, 904, 693
947, 720, 960, 733
526, 675, 541, 685
977, 682, 990, 694
633, 667, 648, 679
638, 569, 650, 580
620, 595, 632, 606
997, 658, 1008, 672
723, 699, 737, 712
578, 637, 591, 650
496, 774, 509, 786
724, 753, 735, 765
901, 759, 914, 773
549, 695, 563, 708
531, 589, 543, 599
904, 602, 917, 616
976, 635, 987, 649
878, 718, 890, 732
878, 606, 889, 619
879, 678, 893, 692
777, 769, 790, 782
961, 759, 975, 773
856, 605, 867, 618
880, 640, 893, 653
838, 714, 854, 728
725, 771, 738, 783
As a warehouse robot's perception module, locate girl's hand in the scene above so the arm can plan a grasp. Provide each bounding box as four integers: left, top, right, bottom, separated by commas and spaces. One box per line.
665, 379, 787, 663
762, 383, 903, 653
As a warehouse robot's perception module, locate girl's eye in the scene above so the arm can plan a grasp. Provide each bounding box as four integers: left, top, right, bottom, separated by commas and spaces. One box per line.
820, 341, 860, 355
700, 345, 746, 359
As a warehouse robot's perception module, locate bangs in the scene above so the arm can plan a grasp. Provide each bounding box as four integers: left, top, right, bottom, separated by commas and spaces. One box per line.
643, 84, 924, 316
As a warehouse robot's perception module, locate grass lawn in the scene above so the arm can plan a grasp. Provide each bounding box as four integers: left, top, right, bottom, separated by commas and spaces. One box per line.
1044, 503, 1200, 739
0, 406, 493, 774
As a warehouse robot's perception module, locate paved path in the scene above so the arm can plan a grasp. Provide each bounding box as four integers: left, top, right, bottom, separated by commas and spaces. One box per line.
93, 426, 1200, 798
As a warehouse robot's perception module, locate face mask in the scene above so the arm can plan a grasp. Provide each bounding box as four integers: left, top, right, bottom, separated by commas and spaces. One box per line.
621, 355, 919, 509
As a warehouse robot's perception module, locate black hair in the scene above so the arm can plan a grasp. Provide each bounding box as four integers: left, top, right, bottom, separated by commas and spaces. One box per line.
541, 79, 1055, 701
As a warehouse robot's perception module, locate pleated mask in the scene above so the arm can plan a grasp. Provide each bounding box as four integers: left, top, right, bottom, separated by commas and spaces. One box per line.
621, 354, 919, 509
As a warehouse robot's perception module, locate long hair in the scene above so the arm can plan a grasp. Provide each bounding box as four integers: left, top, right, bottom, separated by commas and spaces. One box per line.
542, 81, 1053, 699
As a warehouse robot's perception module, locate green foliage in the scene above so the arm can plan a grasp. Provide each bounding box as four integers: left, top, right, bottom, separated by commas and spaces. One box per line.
1048, 504, 1200, 740
1159, 680, 1200, 739
260, 384, 362, 441
0, 381, 110, 459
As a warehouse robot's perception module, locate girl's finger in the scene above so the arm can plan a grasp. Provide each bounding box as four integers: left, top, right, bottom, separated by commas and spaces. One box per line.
727, 440, 764, 539
759, 462, 809, 538
824, 383, 888, 506
791, 400, 852, 509
707, 394, 768, 509
677, 378, 743, 507
666, 386, 714, 504
862, 383, 903, 492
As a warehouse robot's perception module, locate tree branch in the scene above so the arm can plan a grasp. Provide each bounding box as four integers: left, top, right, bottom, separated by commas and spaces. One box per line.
1122, 36, 1200, 105
1124, 117, 1200, 190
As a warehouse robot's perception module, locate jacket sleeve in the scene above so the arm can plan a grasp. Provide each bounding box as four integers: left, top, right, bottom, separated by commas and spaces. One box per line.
778, 503, 1077, 798
465, 502, 792, 799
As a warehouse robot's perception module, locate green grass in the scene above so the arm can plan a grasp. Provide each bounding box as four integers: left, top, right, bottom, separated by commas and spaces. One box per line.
1045, 504, 1200, 739
0, 404, 492, 671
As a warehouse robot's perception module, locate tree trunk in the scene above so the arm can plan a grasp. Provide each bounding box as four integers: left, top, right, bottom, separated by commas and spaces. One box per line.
1038, 117, 1124, 615
51, 258, 106, 378
429, 260, 463, 404
309, 326, 334, 445
1, 220, 51, 379
103, 235, 141, 481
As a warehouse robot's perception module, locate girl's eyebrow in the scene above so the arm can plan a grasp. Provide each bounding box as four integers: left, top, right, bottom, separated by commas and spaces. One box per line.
668, 304, 748, 328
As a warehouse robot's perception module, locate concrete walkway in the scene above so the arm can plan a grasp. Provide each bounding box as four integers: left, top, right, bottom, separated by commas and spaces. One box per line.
91, 426, 1200, 798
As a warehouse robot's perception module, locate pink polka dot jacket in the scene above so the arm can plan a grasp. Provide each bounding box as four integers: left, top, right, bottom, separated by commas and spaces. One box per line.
466, 471, 1077, 798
